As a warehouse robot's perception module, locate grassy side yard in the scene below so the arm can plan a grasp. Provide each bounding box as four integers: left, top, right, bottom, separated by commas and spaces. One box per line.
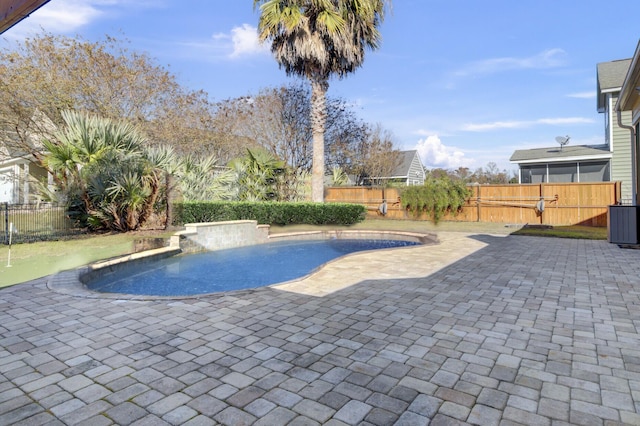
511, 225, 608, 240
269, 219, 518, 235
0, 232, 172, 288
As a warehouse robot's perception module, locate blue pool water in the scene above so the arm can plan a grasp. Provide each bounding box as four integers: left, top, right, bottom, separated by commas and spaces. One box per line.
87, 239, 418, 296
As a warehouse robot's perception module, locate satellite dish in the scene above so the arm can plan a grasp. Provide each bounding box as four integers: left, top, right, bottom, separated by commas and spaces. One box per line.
555, 135, 570, 150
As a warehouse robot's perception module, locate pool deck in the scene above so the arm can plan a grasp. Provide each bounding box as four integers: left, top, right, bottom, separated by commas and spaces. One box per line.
2, 232, 640, 425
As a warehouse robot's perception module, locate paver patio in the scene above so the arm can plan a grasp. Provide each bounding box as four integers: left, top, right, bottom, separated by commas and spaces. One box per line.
1, 232, 640, 425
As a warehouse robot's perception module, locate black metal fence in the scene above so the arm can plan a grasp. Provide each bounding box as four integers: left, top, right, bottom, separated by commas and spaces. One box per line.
1, 203, 82, 244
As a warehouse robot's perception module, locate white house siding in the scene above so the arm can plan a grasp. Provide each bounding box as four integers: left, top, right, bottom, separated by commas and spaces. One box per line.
0, 160, 48, 204
406, 155, 424, 185
0, 166, 16, 203
610, 95, 634, 202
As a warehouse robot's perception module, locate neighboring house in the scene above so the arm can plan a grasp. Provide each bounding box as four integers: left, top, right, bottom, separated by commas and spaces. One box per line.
597, 58, 633, 202
0, 111, 56, 204
510, 145, 612, 184
509, 58, 633, 201
616, 40, 640, 205
608, 40, 640, 244
0, 147, 48, 205
366, 150, 425, 186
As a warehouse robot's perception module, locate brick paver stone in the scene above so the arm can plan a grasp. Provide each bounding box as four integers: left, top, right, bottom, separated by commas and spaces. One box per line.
4, 235, 640, 425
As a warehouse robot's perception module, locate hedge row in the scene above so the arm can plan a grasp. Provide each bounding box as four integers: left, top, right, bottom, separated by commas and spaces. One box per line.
172, 202, 367, 226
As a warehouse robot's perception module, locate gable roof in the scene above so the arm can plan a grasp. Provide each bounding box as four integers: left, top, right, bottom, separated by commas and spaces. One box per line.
597, 58, 631, 112
391, 150, 421, 177
510, 144, 612, 164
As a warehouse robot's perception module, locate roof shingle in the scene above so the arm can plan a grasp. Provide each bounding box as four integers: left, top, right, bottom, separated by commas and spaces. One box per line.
510, 144, 611, 163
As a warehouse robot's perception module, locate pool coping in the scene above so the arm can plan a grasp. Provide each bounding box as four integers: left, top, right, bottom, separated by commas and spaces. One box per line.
47, 228, 439, 300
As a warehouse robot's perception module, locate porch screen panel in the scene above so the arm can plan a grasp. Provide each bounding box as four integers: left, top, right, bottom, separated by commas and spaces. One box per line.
579, 161, 610, 182
548, 163, 577, 183
520, 165, 547, 183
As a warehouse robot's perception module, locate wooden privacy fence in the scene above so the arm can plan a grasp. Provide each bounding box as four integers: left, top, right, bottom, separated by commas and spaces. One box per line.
325, 182, 621, 227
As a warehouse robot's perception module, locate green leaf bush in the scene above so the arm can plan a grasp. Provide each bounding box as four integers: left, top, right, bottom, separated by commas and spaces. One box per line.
172, 202, 366, 226
401, 177, 471, 223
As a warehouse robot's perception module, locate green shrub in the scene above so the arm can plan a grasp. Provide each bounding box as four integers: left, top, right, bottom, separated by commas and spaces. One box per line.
401, 177, 471, 223
172, 202, 366, 226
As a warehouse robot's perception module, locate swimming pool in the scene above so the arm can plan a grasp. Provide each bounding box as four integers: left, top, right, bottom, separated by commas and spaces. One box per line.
86, 238, 419, 296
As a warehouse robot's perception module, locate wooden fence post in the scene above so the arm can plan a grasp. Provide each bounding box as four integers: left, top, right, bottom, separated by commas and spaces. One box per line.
476, 185, 481, 222
540, 183, 544, 225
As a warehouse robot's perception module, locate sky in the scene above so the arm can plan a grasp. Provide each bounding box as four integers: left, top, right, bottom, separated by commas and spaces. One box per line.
2, 0, 640, 173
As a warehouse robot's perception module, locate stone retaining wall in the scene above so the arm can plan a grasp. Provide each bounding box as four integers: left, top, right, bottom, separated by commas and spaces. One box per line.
173, 220, 270, 253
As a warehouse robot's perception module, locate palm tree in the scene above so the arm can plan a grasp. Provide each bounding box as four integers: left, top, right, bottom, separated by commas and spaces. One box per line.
254, 0, 389, 202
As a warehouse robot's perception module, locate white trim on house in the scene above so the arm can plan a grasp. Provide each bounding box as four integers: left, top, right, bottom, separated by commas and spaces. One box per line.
511, 153, 612, 165
609, 96, 614, 152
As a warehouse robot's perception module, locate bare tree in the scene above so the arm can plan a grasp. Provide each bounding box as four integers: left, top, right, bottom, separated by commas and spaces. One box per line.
343, 123, 401, 186
0, 33, 219, 161
214, 83, 366, 174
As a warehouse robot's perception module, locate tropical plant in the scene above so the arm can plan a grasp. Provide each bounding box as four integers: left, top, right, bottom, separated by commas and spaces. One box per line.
227, 148, 287, 201
175, 154, 234, 202
42, 110, 175, 231
401, 176, 471, 224
330, 166, 349, 186
254, 0, 390, 202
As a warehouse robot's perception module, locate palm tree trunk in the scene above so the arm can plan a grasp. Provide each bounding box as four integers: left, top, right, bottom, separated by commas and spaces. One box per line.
310, 77, 329, 202
165, 172, 173, 229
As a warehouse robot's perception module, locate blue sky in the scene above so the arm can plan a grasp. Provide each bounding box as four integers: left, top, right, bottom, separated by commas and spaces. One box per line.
3, 0, 640, 172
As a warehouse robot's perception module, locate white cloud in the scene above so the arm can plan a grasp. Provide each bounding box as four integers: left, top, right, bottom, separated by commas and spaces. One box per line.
4, 0, 162, 37
6, 0, 102, 35
415, 128, 444, 137
213, 24, 268, 59
462, 121, 525, 132
537, 117, 594, 125
415, 135, 473, 169
455, 48, 567, 77
567, 91, 595, 99
462, 117, 594, 132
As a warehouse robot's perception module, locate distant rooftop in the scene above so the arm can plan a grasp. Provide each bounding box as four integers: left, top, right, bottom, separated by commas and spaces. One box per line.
510, 144, 612, 164
390, 150, 420, 177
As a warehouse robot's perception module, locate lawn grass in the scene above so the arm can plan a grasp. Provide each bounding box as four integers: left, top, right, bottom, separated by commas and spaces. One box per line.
0, 219, 608, 288
269, 218, 517, 235
511, 225, 608, 240
270, 219, 607, 240
0, 231, 173, 288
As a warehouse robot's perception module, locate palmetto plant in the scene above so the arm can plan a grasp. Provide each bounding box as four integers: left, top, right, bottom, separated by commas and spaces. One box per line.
228, 148, 287, 201
43, 110, 175, 231
254, 0, 389, 202
175, 154, 234, 202
331, 166, 349, 186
